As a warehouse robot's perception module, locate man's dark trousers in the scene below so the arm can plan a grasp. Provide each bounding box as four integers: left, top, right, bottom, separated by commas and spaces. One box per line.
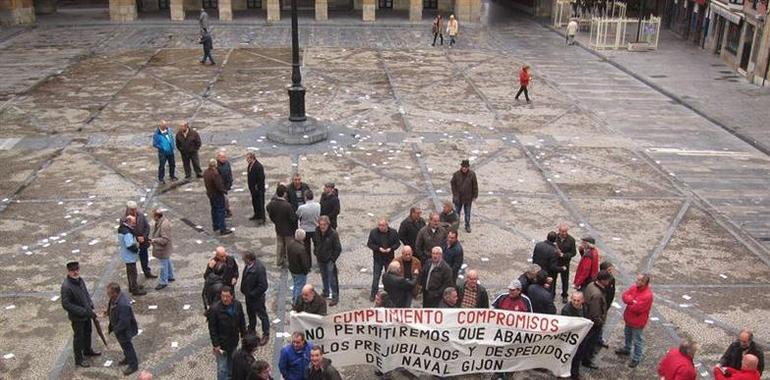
210, 195, 226, 231
118, 338, 138, 369
138, 246, 151, 276
249, 188, 265, 220
246, 295, 270, 337
181, 151, 202, 178
71, 320, 93, 363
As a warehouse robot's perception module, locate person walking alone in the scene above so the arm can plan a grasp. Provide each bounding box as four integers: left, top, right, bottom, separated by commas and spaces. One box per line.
447, 14, 459, 47
431, 15, 444, 46
106, 283, 140, 376
246, 153, 266, 223
450, 159, 478, 233
515, 64, 532, 103
200, 28, 215, 65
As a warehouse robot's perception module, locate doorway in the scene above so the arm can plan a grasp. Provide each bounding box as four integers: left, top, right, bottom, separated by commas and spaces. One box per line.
423, 0, 437, 9
378, 0, 392, 8
202, 0, 217, 8
714, 17, 725, 54
247, 0, 261, 8
739, 23, 754, 71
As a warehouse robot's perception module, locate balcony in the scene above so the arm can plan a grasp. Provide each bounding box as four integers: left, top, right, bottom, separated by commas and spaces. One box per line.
728, 0, 744, 11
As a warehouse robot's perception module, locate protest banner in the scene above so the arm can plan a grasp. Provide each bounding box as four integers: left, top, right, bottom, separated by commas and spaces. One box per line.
290, 308, 593, 377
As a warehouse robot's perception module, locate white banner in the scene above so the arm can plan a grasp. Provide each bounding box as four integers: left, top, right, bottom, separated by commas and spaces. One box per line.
289, 308, 593, 378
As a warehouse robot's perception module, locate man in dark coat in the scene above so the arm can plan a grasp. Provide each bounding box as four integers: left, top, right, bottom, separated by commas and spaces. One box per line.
366, 217, 401, 302
457, 270, 489, 308
293, 284, 327, 316
561, 291, 587, 379
106, 282, 139, 376
175, 122, 202, 179
439, 200, 460, 232
382, 261, 417, 308
398, 206, 425, 249
313, 216, 341, 306
532, 231, 565, 293
414, 212, 448, 263
419, 247, 454, 307
319, 183, 340, 230
246, 152, 266, 223
199, 28, 215, 65
60, 262, 100, 368
437, 287, 458, 308
288, 230, 311, 303
231, 334, 259, 380
240, 252, 270, 346
208, 287, 246, 380
528, 271, 557, 314
442, 230, 464, 281
203, 247, 239, 310
204, 159, 232, 235
306, 346, 343, 380
720, 329, 764, 376
518, 264, 541, 295
266, 184, 296, 268
582, 270, 613, 368
287, 174, 311, 211
450, 159, 478, 233
125, 201, 156, 279
555, 223, 578, 303
216, 150, 234, 218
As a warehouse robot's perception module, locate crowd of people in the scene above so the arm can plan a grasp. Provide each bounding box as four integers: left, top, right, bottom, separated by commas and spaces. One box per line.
55, 123, 765, 379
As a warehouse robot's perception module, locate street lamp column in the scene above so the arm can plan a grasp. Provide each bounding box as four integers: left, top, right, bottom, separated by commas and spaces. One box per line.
288, 0, 306, 122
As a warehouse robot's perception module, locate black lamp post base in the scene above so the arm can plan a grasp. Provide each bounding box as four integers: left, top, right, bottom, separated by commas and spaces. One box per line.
266, 117, 329, 145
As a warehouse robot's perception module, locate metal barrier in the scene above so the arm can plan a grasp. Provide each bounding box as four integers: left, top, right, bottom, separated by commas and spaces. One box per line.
587, 16, 661, 51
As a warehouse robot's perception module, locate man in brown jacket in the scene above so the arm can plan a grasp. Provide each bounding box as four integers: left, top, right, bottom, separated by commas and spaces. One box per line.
419, 247, 454, 308
582, 270, 613, 368
175, 122, 202, 179
150, 209, 174, 290
450, 159, 478, 233
394, 246, 422, 302
203, 159, 232, 235
414, 212, 448, 263
293, 284, 327, 316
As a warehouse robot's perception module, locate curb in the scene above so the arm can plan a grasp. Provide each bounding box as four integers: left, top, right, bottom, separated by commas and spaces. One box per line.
542, 22, 770, 157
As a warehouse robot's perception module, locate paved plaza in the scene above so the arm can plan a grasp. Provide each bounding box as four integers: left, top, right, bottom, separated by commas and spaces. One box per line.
1, 3, 769, 379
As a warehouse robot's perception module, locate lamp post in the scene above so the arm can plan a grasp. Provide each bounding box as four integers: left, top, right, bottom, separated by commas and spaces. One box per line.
288, 0, 306, 122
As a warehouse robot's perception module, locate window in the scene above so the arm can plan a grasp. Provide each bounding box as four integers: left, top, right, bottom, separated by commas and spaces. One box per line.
725, 21, 741, 54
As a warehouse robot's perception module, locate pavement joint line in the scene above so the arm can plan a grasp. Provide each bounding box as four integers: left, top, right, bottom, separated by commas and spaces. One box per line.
656, 283, 770, 288
341, 152, 424, 193
474, 213, 537, 243
0, 148, 64, 215
540, 22, 770, 158
148, 335, 211, 376
563, 153, 684, 198
643, 198, 692, 273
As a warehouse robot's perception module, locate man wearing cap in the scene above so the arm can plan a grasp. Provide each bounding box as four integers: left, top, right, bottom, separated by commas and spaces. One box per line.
492, 279, 532, 312
204, 159, 233, 236
574, 236, 600, 290
124, 201, 156, 279
60, 262, 101, 368
450, 159, 478, 233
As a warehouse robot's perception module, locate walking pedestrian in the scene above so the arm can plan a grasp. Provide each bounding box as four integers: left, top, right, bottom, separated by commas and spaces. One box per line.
457, 270, 490, 308
567, 18, 578, 45
266, 184, 297, 268
296, 190, 321, 267
152, 120, 177, 184
216, 150, 233, 218
287, 229, 311, 303
106, 282, 140, 376
616, 273, 654, 368
431, 14, 444, 46
240, 252, 270, 346
118, 215, 147, 296
442, 230, 463, 281
306, 346, 343, 380
658, 339, 698, 380
398, 206, 426, 249
420, 247, 454, 307
150, 209, 175, 291
293, 284, 328, 316
515, 64, 532, 103
319, 183, 340, 230
446, 14, 458, 46
450, 159, 478, 233
204, 159, 232, 235
366, 217, 401, 302
60, 262, 101, 368
199, 28, 215, 65
287, 174, 311, 211
231, 334, 259, 380
175, 122, 202, 179
124, 201, 156, 279
246, 153, 266, 223
279, 332, 313, 380
208, 286, 246, 380
313, 216, 341, 306
555, 223, 577, 303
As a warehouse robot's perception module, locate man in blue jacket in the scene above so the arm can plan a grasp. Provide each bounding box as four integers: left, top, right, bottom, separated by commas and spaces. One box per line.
152, 120, 177, 184
106, 282, 140, 376
279, 332, 313, 380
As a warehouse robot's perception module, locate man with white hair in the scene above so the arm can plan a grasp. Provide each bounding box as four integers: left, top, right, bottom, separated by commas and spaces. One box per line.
287, 229, 310, 303
419, 247, 453, 307
457, 269, 489, 308
124, 201, 156, 279
216, 150, 233, 218
382, 261, 416, 308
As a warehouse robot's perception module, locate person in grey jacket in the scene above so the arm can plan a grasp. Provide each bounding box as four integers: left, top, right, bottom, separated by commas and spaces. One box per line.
296, 190, 320, 267
107, 282, 140, 376
199, 8, 210, 32
150, 209, 174, 290
61, 261, 100, 368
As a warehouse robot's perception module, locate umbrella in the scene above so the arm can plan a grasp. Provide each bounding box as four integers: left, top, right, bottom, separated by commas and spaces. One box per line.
92, 317, 108, 348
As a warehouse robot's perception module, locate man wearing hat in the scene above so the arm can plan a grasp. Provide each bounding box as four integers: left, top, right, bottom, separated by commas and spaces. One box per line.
60, 262, 100, 368
492, 279, 533, 312
124, 201, 156, 279
450, 159, 478, 233
574, 236, 600, 291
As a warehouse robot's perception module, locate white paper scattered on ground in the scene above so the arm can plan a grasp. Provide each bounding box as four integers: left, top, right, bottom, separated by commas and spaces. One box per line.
360, 268, 367, 273
137, 329, 143, 335
51, 295, 60, 301
3, 353, 15, 359
104, 360, 113, 367
650, 317, 660, 322
183, 304, 191, 310
480, 257, 489, 262
43, 243, 51, 247
682, 295, 692, 300
88, 239, 99, 246
171, 342, 178, 348
273, 318, 281, 324
679, 304, 690, 308
612, 302, 621, 309
196, 240, 203, 244
25, 251, 33, 255
148, 305, 158, 310
366, 213, 374, 217
461, 263, 468, 269
5, 305, 16, 310
704, 319, 715, 324
611, 237, 621, 241
719, 274, 728, 279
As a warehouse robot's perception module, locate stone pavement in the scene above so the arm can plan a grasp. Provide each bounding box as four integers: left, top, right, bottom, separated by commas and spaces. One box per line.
0, 3, 769, 380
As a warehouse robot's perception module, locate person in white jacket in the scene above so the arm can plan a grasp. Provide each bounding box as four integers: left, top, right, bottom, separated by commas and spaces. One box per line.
567, 19, 578, 45
446, 15, 459, 47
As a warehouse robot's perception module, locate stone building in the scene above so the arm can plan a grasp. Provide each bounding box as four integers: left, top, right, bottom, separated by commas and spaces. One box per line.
704, 0, 769, 84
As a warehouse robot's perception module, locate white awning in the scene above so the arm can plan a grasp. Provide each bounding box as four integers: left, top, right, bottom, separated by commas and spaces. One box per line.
710, 1, 743, 24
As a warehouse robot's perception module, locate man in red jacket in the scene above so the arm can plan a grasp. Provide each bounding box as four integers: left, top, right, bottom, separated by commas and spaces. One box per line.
658, 339, 698, 380
573, 236, 599, 290
615, 273, 654, 367
714, 354, 761, 380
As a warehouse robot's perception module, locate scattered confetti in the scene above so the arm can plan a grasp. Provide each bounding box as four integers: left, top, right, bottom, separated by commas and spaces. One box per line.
480, 257, 489, 262
3, 353, 15, 359
719, 274, 728, 279
611, 302, 621, 309
51, 295, 60, 301
148, 305, 158, 310
5, 305, 16, 310
682, 295, 691, 300
183, 304, 191, 310
650, 317, 659, 321
704, 319, 714, 324
273, 318, 281, 324
360, 268, 367, 273
104, 360, 113, 367
171, 342, 179, 348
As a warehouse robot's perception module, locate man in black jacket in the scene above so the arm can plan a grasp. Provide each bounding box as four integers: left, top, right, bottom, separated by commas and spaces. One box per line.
366, 217, 401, 302
382, 261, 416, 308
208, 287, 246, 380
457, 270, 489, 308
203, 247, 239, 310
175, 122, 203, 179
528, 271, 557, 314
442, 230, 464, 281
313, 215, 342, 306
555, 223, 578, 303
398, 207, 425, 249
532, 231, 565, 294
266, 184, 297, 268
246, 153, 266, 223
217, 150, 234, 218
199, 28, 215, 65
60, 262, 100, 368
319, 183, 340, 230
240, 252, 270, 346
419, 247, 454, 307
287, 174, 311, 211
231, 334, 259, 380
288, 230, 311, 303
720, 329, 764, 376
125, 201, 156, 279
106, 282, 139, 375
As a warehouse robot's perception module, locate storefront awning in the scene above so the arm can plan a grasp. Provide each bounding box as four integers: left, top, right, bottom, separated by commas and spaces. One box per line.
710, 1, 744, 24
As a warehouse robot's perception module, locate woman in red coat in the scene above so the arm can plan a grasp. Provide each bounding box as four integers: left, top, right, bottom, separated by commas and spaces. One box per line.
515, 64, 532, 103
